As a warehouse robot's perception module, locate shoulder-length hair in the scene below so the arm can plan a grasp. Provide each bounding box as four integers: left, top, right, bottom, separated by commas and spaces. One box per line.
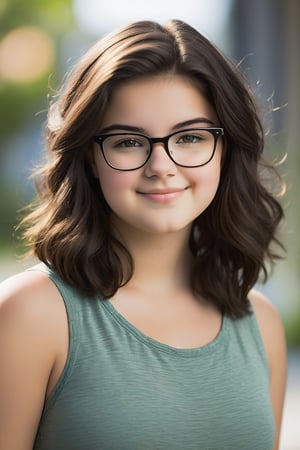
21, 19, 285, 318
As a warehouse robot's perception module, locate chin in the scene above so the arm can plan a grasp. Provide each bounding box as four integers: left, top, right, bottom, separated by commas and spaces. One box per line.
139, 220, 191, 235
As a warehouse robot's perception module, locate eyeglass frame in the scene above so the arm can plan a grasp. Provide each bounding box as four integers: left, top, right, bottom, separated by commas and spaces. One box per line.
93, 127, 224, 171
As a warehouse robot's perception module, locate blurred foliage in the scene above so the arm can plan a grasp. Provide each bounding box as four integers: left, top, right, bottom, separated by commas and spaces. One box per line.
0, 0, 73, 137
285, 311, 300, 348
0, 0, 74, 250
0, 0, 73, 35
0, 184, 19, 251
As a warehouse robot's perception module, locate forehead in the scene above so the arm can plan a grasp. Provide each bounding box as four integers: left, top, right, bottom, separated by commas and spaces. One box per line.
100, 74, 218, 133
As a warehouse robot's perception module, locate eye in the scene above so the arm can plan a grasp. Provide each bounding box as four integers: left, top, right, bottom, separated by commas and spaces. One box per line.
114, 138, 143, 148
176, 133, 204, 144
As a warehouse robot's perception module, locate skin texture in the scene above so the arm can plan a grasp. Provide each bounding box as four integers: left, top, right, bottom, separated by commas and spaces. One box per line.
91, 75, 223, 236
0, 75, 286, 450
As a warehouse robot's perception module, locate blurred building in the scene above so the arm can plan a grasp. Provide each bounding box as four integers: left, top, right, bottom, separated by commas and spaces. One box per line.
231, 0, 300, 314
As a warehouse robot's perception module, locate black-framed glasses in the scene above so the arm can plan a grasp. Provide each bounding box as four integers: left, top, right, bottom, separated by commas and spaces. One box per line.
93, 127, 224, 171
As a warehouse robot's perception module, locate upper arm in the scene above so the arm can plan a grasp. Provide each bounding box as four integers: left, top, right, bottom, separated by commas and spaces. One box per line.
248, 289, 287, 450
0, 272, 65, 450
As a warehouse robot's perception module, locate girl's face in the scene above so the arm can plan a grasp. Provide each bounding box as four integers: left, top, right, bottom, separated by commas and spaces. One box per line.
92, 74, 223, 236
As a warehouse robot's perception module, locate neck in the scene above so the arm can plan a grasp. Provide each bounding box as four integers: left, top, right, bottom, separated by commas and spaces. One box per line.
115, 223, 193, 295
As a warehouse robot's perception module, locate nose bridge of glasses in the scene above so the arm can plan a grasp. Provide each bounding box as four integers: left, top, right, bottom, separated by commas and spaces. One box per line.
150, 136, 170, 153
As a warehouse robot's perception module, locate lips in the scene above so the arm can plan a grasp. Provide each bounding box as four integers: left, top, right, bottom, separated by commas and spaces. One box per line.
137, 187, 188, 203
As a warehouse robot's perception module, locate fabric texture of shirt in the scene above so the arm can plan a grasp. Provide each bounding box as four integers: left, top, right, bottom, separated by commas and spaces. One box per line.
32, 263, 275, 450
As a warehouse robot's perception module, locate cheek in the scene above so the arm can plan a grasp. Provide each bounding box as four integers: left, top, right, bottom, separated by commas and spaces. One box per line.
93, 149, 135, 192
188, 158, 222, 194
97, 167, 135, 204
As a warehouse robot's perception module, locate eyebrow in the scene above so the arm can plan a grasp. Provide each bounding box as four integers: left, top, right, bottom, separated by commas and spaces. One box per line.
99, 117, 216, 134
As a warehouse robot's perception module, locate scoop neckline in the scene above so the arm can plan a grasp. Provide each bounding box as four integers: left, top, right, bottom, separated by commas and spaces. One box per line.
101, 299, 229, 358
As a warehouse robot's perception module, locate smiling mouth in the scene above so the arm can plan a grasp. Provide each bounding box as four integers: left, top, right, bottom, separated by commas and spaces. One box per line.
137, 187, 189, 203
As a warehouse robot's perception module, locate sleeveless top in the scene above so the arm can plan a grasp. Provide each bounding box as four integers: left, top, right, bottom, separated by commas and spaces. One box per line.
31, 263, 275, 450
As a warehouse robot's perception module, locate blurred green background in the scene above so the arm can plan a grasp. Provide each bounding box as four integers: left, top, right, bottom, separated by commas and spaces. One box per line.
0, 0, 299, 345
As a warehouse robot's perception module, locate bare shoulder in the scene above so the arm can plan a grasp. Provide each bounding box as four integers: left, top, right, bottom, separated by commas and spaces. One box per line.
248, 288, 286, 346
0, 268, 67, 366
248, 288, 287, 374
0, 269, 65, 325
249, 289, 287, 449
0, 269, 68, 448
0, 268, 67, 375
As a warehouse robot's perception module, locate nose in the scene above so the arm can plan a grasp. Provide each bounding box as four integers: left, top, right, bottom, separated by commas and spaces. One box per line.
143, 142, 177, 177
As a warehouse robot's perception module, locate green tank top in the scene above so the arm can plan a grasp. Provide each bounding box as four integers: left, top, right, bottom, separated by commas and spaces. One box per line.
32, 264, 275, 450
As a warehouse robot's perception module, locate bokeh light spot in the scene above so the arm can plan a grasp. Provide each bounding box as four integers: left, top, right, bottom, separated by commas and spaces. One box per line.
0, 26, 55, 84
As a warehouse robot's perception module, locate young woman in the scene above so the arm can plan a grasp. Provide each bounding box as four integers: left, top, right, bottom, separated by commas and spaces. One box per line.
0, 20, 286, 450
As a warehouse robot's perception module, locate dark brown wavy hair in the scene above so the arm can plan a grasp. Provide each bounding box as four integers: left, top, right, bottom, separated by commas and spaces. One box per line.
21, 19, 285, 318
